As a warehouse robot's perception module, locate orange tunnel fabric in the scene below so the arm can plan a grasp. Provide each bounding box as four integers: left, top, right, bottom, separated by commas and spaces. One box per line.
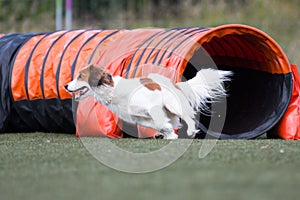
86, 25, 292, 139
269, 64, 300, 140
0, 25, 296, 139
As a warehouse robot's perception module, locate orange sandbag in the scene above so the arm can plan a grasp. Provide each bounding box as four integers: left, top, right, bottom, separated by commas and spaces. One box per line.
269, 64, 300, 140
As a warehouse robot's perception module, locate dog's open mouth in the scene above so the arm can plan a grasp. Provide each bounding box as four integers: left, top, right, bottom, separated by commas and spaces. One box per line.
73, 86, 89, 100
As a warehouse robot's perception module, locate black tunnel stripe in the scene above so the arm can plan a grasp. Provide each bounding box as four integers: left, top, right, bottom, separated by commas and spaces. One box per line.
149, 28, 193, 65
56, 30, 94, 128
40, 30, 73, 99
31, 31, 71, 130
157, 28, 209, 65
125, 30, 168, 78
87, 30, 121, 64
125, 27, 188, 76
9, 33, 45, 101
131, 28, 200, 76
56, 30, 89, 99
156, 42, 173, 65
8, 34, 47, 131
132, 28, 207, 76
23, 31, 65, 130
0, 33, 39, 131
166, 27, 209, 59
24, 31, 60, 101
156, 28, 202, 65
8, 34, 46, 95
68, 30, 107, 127
143, 29, 188, 64
122, 31, 157, 76
70, 31, 105, 79
143, 28, 205, 65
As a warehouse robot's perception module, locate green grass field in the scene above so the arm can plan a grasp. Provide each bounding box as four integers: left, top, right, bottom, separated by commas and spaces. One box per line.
1, 133, 300, 200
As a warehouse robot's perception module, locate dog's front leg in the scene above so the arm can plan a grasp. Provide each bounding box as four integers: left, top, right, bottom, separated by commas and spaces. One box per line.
149, 106, 178, 140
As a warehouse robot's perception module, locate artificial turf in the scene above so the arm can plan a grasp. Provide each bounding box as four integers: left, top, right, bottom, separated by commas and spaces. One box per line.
0, 133, 299, 200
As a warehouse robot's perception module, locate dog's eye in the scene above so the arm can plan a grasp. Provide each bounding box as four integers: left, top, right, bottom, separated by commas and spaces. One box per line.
78, 74, 83, 79
97, 78, 103, 86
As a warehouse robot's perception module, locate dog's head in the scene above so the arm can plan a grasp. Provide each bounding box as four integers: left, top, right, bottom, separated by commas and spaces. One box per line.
64, 64, 113, 101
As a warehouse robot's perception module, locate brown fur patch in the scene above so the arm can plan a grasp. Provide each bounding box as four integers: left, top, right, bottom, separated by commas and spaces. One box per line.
76, 67, 90, 83
77, 64, 114, 87
140, 78, 161, 91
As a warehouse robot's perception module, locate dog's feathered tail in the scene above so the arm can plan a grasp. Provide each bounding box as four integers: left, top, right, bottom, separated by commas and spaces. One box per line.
176, 69, 232, 113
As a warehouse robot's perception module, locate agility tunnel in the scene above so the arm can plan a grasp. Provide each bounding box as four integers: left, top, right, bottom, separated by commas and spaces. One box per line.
0, 24, 299, 139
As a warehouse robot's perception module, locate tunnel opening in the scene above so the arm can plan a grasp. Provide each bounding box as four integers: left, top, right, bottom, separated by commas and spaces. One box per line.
183, 27, 292, 139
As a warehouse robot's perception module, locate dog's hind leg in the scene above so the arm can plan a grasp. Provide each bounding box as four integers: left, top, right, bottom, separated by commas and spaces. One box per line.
149, 106, 178, 140
181, 114, 199, 138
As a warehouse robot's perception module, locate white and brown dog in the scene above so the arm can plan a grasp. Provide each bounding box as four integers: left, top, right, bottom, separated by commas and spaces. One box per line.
65, 64, 232, 139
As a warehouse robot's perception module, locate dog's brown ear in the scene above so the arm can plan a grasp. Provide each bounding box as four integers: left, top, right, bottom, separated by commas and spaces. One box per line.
88, 64, 103, 87
88, 64, 114, 87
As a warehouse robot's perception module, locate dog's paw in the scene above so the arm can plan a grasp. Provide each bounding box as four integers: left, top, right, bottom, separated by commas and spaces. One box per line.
154, 133, 165, 139
153, 132, 178, 140
164, 132, 178, 140
187, 129, 199, 138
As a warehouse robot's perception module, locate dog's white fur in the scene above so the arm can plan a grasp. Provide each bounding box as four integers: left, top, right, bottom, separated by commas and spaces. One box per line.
65, 64, 232, 139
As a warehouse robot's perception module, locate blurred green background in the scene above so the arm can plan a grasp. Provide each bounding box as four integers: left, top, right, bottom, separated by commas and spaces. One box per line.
0, 0, 299, 66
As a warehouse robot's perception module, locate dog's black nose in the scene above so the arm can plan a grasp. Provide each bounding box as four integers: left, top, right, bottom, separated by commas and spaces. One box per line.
154, 134, 164, 139
64, 84, 68, 90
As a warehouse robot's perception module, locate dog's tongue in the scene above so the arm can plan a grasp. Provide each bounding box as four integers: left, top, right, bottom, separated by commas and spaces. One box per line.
74, 92, 81, 101
73, 87, 89, 101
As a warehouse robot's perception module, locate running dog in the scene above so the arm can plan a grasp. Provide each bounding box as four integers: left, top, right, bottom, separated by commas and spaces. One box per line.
65, 64, 232, 139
